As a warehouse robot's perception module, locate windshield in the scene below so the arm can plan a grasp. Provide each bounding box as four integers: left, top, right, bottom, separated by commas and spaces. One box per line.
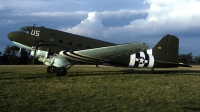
19, 28, 30, 34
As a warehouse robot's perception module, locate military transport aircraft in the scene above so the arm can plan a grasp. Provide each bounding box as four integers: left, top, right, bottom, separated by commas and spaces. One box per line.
7, 25, 190, 76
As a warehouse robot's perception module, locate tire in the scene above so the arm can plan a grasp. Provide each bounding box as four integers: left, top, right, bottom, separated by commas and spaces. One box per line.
47, 66, 56, 73
56, 67, 67, 76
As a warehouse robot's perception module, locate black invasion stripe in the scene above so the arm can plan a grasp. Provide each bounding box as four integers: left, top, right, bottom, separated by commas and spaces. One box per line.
144, 51, 149, 67
63, 51, 78, 61
63, 51, 102, 64
71, 51, 105, 62
63, 51, 90, 62
134, 53, 140, 67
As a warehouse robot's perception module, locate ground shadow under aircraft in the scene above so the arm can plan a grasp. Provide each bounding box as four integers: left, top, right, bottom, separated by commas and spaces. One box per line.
183, 107, 200, 111
67, 69, 200, 77
120, 69, 200, 75
0, 73, 53, 80
0, 68, 200, 79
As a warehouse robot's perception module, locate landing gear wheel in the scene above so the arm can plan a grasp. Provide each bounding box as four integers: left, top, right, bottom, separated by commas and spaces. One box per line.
56, 67, 67, 76
47, 66, 56, 73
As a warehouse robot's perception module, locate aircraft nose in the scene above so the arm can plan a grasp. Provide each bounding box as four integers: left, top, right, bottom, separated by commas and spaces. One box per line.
7, 32, 15, 41
8, 32, 13, 41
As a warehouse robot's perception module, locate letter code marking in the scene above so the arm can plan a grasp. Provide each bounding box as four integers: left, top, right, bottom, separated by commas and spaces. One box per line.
31, 30, 40, 37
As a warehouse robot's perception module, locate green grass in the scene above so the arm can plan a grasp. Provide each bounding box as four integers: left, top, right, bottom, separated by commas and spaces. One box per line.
1, 65, 200, 112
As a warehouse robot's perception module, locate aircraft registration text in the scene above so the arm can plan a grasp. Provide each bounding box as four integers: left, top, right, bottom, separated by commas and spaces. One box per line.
31, 30, 40, 37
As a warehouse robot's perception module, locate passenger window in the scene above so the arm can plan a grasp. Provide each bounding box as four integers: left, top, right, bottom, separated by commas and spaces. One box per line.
87, 46, 91, 49
49, 37, 54, 41
78, 44, 82, 47
59, 40, 63, 43
68, 42, 72, 45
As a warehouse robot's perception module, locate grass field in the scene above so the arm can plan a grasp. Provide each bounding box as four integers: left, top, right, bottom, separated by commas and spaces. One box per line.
0, 65, 200, 112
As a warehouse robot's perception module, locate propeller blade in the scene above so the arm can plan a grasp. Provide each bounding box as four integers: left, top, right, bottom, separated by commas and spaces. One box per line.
32, 49, 36, 64
32, 40, 40, 65
32, 41, 50, 65
18, 47, 22, 56
19, 47, 21, 54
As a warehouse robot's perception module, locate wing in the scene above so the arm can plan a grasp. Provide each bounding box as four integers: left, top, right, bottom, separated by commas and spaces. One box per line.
59, 42, 149, 64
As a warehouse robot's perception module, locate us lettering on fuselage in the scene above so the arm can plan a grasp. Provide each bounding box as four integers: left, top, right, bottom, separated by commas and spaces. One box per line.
31, 30, 40, 37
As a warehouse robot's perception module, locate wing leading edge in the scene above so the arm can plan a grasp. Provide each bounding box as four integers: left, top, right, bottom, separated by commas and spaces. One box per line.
59, 42, 149, 64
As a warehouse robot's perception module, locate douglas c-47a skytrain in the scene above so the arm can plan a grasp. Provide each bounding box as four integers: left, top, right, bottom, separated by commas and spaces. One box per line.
7, 25, 190, 76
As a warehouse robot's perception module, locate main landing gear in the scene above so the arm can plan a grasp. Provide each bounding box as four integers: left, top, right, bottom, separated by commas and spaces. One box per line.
47, 66, 56, 73
47, 65, 73, 76
56, 67, 67, 76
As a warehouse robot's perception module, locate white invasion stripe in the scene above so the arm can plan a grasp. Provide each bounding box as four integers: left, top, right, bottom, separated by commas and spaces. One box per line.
59, 51, 76, 61
147, 49, 152, 55
66, 52, 87, 62
138, 52, 145, 67
68, 52, 101, 62
59, 51, 105, 64
59, 51, 65, 56
128, 54, 136, 67
148, 54, 154, 67
59, 51, 69, 58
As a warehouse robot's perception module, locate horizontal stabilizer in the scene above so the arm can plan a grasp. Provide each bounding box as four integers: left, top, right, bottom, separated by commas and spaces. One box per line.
155, 60, 191, 68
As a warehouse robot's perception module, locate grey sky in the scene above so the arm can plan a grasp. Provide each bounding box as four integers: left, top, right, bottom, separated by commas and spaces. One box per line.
0, 0, 199, 55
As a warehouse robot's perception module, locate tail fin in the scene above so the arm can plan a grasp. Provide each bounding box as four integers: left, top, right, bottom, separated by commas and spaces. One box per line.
152, 34, 179, 62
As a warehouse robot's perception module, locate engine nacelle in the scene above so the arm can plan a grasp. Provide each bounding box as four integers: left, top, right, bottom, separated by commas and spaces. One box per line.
30, 50, 48, 58
31, 50, 70, 67
129, 51, 154, 68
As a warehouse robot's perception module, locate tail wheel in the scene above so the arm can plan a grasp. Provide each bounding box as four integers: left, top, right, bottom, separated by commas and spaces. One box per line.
56, 67, 67, 76
151, 67, 155, 73
47, 66, 56, 73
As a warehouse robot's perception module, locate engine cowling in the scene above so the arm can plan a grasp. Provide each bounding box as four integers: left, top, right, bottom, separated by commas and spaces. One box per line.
30, 50, 48, 58
31, 50, 70, 67
129, 51, 154, 68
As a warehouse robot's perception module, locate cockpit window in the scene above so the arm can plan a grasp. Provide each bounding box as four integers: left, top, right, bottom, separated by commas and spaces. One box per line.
19, 29, 25, 32
19, 28, 30, 34
25, 30, 30, 34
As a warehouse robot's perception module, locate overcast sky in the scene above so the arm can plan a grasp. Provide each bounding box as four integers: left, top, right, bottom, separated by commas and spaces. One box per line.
0, 0, 200, 56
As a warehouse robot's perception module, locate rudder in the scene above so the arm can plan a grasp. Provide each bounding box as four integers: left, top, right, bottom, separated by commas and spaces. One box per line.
152, 34, 179, 62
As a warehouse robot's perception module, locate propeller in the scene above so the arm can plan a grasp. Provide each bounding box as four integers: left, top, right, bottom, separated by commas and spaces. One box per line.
19, 47, 21, 54
31, 31, 57, 65
32, 40, 40, 65
31, 41, 51, 64
32, 46, 37, 64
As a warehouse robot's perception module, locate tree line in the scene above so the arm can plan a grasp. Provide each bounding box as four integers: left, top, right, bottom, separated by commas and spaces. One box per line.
0, 45, 200, 65
0, 45, 41, 65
